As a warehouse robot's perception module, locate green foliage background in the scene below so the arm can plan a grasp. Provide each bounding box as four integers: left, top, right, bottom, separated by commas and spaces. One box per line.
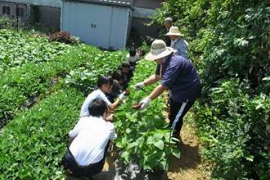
151, 0, 269, 179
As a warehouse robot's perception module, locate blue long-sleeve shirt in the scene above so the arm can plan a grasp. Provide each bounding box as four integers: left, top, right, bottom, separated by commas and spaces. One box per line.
171, 38, 189, 59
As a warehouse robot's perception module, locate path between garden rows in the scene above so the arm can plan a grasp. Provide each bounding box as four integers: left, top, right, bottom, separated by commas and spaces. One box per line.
66, 119, 211, 180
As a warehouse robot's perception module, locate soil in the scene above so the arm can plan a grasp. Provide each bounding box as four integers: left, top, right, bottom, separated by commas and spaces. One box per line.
166, 122, 211, 180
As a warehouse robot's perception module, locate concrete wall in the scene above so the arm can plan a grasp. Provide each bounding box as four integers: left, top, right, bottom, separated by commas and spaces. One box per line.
129, 0, 163, 42
0, 1, 28, 24
37, 6, 60, 29
134, 0, 162, 9
131, 17, 159, 39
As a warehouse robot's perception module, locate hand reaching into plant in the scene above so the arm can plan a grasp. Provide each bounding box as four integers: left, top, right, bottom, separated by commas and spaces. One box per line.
106, 113, 114, 122
118, 91, 127, 101
139, 97, 151, 109
134, 82, 145, 90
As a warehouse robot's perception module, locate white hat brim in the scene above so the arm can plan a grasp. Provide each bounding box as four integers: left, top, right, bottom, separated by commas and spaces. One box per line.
144, 47, 176, 61
165, 32, 184, 36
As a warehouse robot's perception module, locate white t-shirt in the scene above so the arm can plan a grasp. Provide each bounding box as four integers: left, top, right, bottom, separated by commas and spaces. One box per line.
126, 53, 140, 64
69, 116, 117, 166
80, 89, 112, 117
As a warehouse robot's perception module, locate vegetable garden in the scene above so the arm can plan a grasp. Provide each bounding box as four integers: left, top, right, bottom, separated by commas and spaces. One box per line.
0, 29, 180, 179
0, 0, 269, 179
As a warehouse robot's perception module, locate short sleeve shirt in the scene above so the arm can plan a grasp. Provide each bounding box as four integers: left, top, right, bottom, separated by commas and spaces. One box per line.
69, 116, 117, 166
80, 89, 111, 117
156, 55, 201, 102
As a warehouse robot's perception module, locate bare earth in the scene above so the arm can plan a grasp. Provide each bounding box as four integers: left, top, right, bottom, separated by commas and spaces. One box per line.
167, 122, 211, 180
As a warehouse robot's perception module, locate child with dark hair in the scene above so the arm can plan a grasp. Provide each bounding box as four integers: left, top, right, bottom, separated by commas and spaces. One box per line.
106, 79, 121, 103
80, 75, 125, 118
126, 48, 140, 68
121, 62, 133, 90
62, 99, 117, 178
112, 70, 124, 90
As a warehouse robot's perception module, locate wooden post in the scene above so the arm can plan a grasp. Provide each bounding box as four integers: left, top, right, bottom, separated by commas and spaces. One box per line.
15, 4, 19, 31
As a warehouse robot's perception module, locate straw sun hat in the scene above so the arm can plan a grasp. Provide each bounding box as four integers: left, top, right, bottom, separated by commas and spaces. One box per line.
145, 39, 176, 61
165, 17, 173, 22
165, 26, 184, 36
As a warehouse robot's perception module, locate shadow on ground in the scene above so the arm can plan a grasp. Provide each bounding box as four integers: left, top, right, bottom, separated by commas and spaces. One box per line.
169, 142, 200, 172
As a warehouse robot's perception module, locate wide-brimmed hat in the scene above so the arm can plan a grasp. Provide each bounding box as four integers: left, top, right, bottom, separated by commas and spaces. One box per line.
165, 17, 172, 22
165, 26, 184, 36
145, 39, 176, 61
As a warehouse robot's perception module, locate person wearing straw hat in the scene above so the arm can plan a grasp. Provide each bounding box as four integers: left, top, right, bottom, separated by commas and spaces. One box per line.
164, 17, 173, 46
134, 39, 201, 141
166, 26, 189, 59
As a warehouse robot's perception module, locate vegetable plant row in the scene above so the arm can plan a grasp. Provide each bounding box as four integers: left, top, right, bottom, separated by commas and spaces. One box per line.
0, 47, 125, 179
114, 60, 180, 171
65, 50, 127, 95
0, 29, 71, 72
0, 44, 100, 128
0, 88, 83, 179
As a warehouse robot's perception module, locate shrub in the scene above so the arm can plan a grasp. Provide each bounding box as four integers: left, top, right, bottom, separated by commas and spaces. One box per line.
49, 31, 79, 45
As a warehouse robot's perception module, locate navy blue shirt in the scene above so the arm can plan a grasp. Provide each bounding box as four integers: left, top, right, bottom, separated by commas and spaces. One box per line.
155, 54, 201, 102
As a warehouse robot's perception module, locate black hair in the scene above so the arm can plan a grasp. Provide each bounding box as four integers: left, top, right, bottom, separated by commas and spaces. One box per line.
122, 62, 130, 68
88, 99, 108, 117
112, 70, 123, 81
97, 75, 114, 88
111, 79, 121, 95
129, 49, 136, 57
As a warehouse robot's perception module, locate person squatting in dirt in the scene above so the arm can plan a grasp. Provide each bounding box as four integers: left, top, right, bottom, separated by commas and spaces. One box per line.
126, 47, 140, 69
112, 62, 134, 91
62, 99, 117, 178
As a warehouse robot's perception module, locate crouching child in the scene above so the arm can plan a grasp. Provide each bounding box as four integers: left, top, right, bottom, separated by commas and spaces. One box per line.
62, 99, 117, 178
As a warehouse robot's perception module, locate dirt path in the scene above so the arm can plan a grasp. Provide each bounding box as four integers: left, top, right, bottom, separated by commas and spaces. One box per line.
167, 122, 211, 180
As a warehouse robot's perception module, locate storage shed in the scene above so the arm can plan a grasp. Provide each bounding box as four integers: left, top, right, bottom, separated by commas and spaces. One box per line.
61, 0, 132, 50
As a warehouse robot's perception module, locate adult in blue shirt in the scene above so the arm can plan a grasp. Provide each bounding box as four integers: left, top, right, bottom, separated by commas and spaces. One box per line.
166, 26, 189, 59
134, 39, 201, 141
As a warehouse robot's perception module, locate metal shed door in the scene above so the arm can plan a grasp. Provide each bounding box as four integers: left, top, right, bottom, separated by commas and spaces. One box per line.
87, 4, 112, 48
62, 2, 111, 48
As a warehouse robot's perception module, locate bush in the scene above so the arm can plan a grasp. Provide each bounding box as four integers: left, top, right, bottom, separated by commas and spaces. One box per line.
0, 16, 17, 29
49, 31, 79, 45
150, 0, 269, 179
195, 79, 270, 179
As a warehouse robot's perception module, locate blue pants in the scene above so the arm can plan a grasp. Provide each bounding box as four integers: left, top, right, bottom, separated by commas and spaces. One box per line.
62, 142, 110, 178
169, 99, 195, 136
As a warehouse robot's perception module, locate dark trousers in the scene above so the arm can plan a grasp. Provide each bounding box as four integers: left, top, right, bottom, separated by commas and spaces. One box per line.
62, 142, 110, 178
169, 99, 195, 136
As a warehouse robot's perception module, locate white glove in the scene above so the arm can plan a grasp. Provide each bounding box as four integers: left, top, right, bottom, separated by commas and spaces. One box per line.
134, 82, 145, 90
139, 97, 151, 109
118, 92, 126, 101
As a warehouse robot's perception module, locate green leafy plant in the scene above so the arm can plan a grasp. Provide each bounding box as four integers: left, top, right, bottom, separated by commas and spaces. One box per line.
0, 29, 73, 72
150, 0, 269, 179
0, 88, 84, 179
0, 31, 100, 128
65, 51, 126, 95
114, 60, 180, 171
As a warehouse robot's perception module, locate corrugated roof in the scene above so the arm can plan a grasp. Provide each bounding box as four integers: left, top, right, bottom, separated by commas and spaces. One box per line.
63, 0, 133, 7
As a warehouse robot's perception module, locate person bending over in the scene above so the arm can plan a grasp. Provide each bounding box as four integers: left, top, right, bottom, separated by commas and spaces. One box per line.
134, 39, 201, 141
80, 75, 126, 118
